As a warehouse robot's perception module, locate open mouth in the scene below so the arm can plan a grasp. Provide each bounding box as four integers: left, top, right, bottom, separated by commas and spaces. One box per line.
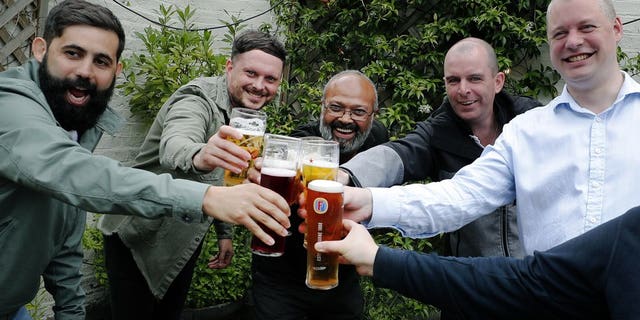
66, 88, 90, 107
563, 52, 594, 63
460, 99, 478, 106
333, 126, 356, 140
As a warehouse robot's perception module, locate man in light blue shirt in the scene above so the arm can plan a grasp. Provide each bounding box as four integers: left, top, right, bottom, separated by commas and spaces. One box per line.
329, 0, 640, 254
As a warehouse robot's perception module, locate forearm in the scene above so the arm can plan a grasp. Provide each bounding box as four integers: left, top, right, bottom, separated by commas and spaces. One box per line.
341, 145, 404, 187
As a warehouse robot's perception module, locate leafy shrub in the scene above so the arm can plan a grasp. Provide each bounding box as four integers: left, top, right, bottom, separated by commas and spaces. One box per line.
118, 5, 228, 121
185, 227, 253, 307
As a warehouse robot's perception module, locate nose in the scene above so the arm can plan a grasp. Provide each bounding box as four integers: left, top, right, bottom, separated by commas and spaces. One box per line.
565, 30, 583, 49
75, 59, 94, 80
457, 80, 470, 95
338, 111, 355, 122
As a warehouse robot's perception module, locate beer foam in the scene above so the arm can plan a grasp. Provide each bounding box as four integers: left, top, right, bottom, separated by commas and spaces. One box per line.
230, 117, 266, 133
261, 167, 297, 177
302, 159, 338, 168
308, 179, 343, 193
235, 128, 264, 137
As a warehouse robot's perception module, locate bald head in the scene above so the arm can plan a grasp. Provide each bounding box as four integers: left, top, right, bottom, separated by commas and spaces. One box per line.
323, 70, 378, 111
547, 0, 616, 24
445, 37, 499, 75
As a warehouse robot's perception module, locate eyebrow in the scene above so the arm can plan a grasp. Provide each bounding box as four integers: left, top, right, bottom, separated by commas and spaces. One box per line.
62, 44, 115, 65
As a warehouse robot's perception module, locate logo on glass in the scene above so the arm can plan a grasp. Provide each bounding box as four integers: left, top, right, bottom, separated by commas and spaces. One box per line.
313, 198, 329, 214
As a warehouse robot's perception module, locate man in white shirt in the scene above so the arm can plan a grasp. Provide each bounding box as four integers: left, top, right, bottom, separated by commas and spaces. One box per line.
322, 0, 640, 254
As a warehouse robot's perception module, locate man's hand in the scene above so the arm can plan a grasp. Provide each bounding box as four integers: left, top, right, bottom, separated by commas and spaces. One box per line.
202, 184, 290, 245
193, 125, 251, 173
315, 219, 378, 277
297, 186, 373, 234
336, 168, 351, 185
246, 157, 263, 185
207, 238, 234, 269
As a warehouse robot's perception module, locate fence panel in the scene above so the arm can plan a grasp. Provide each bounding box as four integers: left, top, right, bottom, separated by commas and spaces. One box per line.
0, 0, 46, 71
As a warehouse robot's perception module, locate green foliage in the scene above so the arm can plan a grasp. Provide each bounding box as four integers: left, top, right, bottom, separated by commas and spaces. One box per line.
271, 0, 557, 139
118, 5, 228, 122
186, 227, 253, 308
361, 229, 442, 319
82, 217, 108, 286
619, 47, 640, 78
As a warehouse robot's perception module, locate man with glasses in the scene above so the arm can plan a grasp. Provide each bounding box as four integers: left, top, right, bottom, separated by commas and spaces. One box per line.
250, 70, 388, 319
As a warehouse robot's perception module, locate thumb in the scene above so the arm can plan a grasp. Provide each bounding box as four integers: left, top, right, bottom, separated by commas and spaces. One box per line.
314, 240, 339, 253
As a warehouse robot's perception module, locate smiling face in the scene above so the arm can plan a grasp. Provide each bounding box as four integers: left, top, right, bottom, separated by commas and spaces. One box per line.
225, 49, 284, 110
319, 73, 376, 155
32, 24, 122, 132
443, 41, 504, 127
547, 0, 622, 91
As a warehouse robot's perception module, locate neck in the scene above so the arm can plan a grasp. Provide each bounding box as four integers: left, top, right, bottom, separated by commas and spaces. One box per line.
470, 119, 499, 147
567, 71, 624, 114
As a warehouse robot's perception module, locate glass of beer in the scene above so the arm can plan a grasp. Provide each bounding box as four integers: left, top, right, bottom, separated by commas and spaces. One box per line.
305, 179, 343, 290
223, 108, 267, 186
301, 139, 339, 247
251, 134, 302, 257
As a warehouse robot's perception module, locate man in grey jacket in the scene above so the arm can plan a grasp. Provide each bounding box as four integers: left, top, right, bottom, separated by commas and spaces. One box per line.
99, 30, 287, 320
339, 38, 539, 258
0, 2, 289, 319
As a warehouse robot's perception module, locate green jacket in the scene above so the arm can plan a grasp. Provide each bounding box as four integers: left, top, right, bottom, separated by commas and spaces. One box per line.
0, 60, 209, 319
99, 76, 234, 298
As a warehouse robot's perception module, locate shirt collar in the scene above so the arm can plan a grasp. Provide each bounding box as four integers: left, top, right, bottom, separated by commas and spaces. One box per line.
551, 71, 640, 114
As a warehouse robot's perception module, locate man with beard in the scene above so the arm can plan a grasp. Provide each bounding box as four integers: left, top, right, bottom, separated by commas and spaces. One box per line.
98, 30, 287, 320
0, 2, 291, 319
249, 70, 388, 320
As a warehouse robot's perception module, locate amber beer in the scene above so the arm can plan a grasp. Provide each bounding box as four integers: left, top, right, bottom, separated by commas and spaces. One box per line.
305, 180, 344, 290
223, 128, 264, 186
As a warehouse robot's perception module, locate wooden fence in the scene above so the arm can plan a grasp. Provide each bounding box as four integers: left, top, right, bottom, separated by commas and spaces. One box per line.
0, 0, 46, 71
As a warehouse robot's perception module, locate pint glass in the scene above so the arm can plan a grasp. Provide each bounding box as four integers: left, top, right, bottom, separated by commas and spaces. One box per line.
301, 139, 339, 248
251, 134, 302, 257
305, 179, 343, 290
223, 108, 267, 186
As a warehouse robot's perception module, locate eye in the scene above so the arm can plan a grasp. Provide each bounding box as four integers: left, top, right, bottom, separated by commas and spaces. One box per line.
581, 24, 597, 32
65, 49, 80, 58
552, 31, 568, 40
469, 76, 482, 82
328, 105, 344, 112
246, 70, 256, 77
445, 78, 459, 85
351, 109, 368, 117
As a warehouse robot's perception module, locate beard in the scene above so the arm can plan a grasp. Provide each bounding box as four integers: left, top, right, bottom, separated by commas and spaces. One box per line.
38, 57, 115, 133
319, 119, 372, 155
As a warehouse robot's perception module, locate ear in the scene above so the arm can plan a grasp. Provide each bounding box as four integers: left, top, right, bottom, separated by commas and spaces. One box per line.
225, 58, 233, 76
494, 71, 506, 93
32, 37, 47, 62
115, 61, 123, 77
613, 17, 623, 43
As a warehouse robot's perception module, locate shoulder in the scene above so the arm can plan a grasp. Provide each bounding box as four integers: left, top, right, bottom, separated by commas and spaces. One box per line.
291, 121, 321, 138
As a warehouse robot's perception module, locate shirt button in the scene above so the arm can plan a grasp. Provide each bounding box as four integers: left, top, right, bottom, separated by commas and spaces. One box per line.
183, 215, 192, 223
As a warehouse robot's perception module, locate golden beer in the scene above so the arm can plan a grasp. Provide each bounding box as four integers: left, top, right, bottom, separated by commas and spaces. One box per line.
301, 160, 338, 187
305, 180, 343, 290
223, 129, 264, 186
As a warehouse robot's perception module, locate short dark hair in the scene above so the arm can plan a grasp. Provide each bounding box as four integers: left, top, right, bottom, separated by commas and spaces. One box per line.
231, 30, 286, 64
43, 0, 126, 60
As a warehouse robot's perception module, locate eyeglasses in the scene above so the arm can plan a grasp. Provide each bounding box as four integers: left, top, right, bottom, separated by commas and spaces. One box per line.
324, 104, 373, 122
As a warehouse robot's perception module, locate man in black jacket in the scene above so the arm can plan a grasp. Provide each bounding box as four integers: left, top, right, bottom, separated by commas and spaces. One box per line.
340, 37, 541, 258
250, 70, 389, 319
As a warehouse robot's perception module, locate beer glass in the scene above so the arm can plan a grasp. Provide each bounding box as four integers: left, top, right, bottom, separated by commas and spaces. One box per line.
251, 134, 302, 257
305, 179, 343, 290
223, 108, 267, 186
301, 139, 339, 247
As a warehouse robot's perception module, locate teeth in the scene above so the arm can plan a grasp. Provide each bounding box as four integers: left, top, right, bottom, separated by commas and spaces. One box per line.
567, 54, 589, 62
461, 101, 476, 106
335, 128, 354, 133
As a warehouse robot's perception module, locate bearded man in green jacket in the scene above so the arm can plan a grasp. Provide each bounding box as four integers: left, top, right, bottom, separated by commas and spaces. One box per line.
0, 2, 290, 319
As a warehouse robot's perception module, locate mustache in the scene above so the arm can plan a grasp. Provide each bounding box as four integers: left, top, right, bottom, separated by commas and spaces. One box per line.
64, 76, 97, 95
331, 121, 358, 131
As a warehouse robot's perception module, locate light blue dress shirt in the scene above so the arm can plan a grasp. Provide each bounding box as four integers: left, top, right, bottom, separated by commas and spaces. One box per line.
368, 72, 640, 254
